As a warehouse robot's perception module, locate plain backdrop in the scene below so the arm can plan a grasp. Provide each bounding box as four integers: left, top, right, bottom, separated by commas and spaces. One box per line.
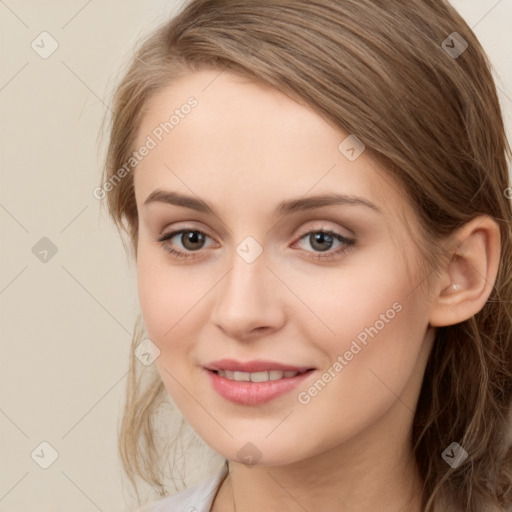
1, 1, 511, 511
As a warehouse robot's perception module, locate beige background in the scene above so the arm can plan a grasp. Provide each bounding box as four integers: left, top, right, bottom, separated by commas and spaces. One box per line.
1, 1, 511, 511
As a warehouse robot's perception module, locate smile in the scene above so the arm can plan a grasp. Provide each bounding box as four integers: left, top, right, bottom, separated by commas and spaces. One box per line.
205, 368, 315, 405
213, 369, 308, 382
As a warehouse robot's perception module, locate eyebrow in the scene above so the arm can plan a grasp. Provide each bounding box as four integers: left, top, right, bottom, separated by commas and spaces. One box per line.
143, 189, 382, 215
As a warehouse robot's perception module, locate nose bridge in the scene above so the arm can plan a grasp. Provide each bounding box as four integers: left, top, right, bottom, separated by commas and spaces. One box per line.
228, 244, 268, 301
210, 239, 284, 338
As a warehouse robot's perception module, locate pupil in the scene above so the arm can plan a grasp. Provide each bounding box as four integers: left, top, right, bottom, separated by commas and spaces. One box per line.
183, 231, 204, 250
180, 231, 334, 252
311, 233, 333, 252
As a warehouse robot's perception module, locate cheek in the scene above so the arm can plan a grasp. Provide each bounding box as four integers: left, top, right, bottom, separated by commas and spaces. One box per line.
286, 244, 416, 344
136, 246, 214, 363
298, 293, 428, 437
136, 256, 169, 341
136, 247, 189, 347
291, 249, 428, 409
136, 252, 203, 406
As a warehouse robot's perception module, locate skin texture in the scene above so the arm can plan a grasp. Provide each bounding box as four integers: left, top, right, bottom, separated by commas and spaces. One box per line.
132, 69, 501, 512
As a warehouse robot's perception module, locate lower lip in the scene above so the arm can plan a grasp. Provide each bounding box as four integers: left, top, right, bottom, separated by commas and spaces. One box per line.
205, 369, 315, 405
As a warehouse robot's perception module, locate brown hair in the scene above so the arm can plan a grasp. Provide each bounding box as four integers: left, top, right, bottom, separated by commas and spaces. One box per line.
99, 1, 512, 510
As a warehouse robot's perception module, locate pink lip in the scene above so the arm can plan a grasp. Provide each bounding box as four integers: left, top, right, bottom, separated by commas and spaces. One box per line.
204, 358, 313, 373
204, 368, 315, 406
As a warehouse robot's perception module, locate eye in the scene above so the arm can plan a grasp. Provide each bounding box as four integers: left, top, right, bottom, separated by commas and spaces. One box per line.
156, 227, 356, 261
157, 229, 214, 260
293, 229, 355, 261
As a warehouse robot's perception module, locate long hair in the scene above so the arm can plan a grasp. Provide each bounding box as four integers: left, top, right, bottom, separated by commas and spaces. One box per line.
99, 1, 512, 510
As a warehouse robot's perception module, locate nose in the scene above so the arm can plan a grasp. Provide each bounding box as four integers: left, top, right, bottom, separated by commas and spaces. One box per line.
210, 248, 286, 342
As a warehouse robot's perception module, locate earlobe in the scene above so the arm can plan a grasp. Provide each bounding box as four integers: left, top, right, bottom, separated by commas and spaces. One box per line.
429, 216, 501, 328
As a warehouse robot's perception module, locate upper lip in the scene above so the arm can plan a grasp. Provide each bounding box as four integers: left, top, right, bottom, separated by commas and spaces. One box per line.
204, 359, 314, 373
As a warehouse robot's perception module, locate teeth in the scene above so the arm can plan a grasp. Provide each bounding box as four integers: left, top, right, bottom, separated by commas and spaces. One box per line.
249, 371, 270, 383
216, 370, 301, 382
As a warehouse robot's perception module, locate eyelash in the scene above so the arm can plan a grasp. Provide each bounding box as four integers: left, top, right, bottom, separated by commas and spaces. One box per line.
156, 227, 356, 262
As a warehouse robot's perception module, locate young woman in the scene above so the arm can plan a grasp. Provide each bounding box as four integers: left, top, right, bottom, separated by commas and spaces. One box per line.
99, 1, 512, 511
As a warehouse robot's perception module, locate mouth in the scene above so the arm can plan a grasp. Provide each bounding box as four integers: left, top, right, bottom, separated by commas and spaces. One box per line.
204, 358, 315, 374
207, 368, 312, 382
203, 362, 316, 405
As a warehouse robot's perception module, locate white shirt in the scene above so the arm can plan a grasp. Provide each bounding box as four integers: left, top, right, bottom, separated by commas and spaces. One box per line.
136, 460, 229, 512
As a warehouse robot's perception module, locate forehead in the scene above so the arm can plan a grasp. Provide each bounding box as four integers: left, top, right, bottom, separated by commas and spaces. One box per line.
133, 69, 411, 225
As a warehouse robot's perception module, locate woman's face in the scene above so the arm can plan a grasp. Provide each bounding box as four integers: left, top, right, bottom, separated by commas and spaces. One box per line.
133, 69, 436, 466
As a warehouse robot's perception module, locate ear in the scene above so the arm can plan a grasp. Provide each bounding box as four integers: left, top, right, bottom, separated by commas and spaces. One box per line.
429, 215, 501, 327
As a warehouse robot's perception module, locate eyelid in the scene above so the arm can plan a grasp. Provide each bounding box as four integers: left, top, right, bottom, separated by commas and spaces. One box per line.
156, 221, 356, 260
293, 220, 354, 241
156, 227, 215, 249
158, 219, 353, 241
293, 227, 354, 245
